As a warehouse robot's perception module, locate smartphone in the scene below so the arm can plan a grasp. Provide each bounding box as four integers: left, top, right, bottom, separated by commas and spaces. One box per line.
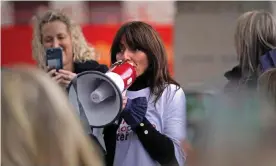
46, 47, 63, 71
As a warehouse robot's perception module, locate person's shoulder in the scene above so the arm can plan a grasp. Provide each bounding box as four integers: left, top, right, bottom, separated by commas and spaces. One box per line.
165, 84, 184, 93
163, 84, 185, 100
74, 60, 109, 74
160, 84, 186, 112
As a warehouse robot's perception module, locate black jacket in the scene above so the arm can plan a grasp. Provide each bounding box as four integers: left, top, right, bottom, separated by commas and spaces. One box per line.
73, 60, 109, 74
224, 48, 276, 93
224, 65, 257, 94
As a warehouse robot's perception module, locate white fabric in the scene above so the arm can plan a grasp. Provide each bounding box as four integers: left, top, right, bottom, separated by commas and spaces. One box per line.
113, 84, 187, 166
105, 71, 125, 92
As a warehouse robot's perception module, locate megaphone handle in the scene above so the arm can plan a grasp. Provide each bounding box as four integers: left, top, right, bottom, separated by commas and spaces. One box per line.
71, 78, 93, 135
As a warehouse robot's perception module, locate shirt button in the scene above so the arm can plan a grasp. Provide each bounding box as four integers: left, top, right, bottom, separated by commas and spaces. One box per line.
140, 123, 144, 127
144, 130, 148, 135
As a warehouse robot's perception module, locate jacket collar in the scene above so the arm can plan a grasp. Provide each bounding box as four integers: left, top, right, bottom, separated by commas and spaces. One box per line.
73, 60, 109, 74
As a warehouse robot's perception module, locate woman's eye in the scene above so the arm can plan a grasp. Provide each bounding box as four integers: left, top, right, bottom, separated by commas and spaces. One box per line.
131, 48, 138, 52
120, 48, 125, 53
58, 36, 65, 40
43, 38, 52, 43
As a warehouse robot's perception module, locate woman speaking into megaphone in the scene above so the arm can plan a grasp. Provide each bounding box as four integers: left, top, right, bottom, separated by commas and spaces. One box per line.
100, 21, 187, 166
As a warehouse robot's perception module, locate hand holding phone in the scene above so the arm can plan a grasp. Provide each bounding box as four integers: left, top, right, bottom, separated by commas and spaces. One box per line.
45, 47, 64, 85
47, 67, 63, 84
46, 47, 63, 71
57, 69, 77, 86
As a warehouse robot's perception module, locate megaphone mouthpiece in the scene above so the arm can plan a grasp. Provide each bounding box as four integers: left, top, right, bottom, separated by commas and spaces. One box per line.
90, 81, 115, 103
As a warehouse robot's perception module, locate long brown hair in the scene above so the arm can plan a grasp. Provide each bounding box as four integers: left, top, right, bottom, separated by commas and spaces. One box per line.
110, 21, 180, 103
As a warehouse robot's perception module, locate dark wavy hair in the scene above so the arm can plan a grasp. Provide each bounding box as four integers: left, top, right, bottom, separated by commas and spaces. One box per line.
110, 21, 180, 103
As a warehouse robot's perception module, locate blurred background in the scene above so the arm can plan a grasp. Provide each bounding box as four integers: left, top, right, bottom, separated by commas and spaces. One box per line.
3, 1, 276, 91
2, 0, 276, 145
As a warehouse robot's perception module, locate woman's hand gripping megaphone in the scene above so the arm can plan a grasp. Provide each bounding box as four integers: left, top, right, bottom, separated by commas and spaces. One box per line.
120, 95, 148, 129
122, 91, 128, 110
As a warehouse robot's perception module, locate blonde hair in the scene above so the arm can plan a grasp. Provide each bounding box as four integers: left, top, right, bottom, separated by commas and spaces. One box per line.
235, 10, 276, 83
2, 66, 104, 166
32, 9, 97, 69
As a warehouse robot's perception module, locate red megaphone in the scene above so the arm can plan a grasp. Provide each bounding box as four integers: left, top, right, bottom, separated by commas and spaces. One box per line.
90, 60, 137, 103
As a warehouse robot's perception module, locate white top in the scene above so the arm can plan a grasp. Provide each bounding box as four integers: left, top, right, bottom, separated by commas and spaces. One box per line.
113, 84, 187, 166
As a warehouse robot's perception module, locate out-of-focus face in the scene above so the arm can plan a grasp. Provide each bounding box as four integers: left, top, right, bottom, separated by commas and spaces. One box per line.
115, 38, 149, 77
41, 21, 73, 70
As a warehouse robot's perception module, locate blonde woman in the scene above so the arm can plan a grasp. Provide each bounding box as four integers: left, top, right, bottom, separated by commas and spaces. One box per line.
32, 9, 108, 88
2, 66, 104, 166
224, 10, 276, 93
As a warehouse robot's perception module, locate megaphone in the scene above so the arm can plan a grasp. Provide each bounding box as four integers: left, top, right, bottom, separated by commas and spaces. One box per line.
68, 60, 137, 128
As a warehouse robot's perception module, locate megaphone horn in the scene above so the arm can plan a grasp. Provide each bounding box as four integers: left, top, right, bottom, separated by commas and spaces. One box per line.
68, 60, 137, 128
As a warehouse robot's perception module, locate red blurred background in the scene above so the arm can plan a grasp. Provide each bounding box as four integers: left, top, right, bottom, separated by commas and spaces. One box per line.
1, 25, 173, 73
1, 1, 175, 74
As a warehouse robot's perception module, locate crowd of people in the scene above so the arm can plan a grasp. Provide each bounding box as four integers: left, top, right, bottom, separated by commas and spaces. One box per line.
2, 9, 276, 166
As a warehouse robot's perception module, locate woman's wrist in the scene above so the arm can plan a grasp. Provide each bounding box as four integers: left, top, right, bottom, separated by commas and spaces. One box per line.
120, 97, 148, 129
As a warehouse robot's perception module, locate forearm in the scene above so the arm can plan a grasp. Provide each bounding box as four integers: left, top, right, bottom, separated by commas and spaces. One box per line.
133, 118, 178, 165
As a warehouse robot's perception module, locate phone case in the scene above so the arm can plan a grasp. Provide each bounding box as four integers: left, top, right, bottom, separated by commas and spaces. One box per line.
46, 47, 63, 70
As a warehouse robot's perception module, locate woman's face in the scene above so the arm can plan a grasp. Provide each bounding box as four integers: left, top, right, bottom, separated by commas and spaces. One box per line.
116, 38, 149, 77
41, 20, 73, 70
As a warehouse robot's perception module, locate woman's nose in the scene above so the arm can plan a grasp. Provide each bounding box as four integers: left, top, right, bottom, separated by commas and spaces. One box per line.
121, 50, 131, 61
51, 38, 60, 48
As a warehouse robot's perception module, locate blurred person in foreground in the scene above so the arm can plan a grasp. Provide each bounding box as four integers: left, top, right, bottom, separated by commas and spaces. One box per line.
258, 68, 276, 130
224, 10, 276, 94
98, 21, 187, 166
257, 69, 276, 166
32, 9, 108, 89
1, 66, 104, 166
258, 68, 276, 111
185, 70, 276, 166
